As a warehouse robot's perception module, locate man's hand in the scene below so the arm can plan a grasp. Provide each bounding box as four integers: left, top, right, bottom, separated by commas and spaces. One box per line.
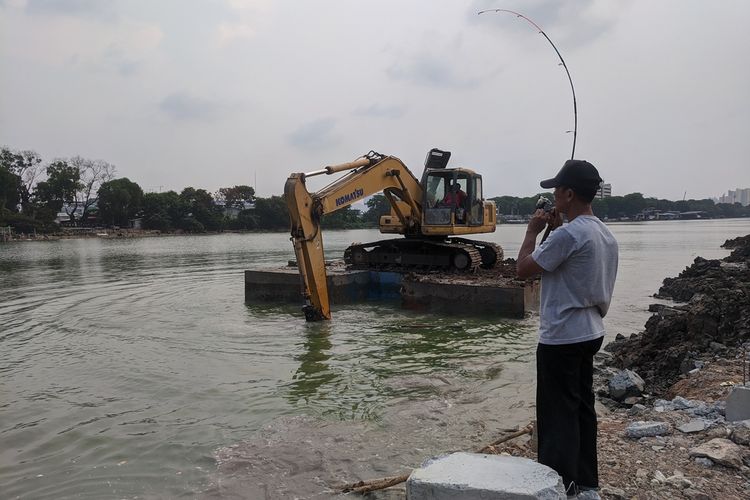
547, 208, 563, 231
527, 209, 551, 235
517, 209, 553, 279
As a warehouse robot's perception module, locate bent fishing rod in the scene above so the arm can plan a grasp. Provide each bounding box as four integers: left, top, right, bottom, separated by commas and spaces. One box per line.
477, 9, 578, 160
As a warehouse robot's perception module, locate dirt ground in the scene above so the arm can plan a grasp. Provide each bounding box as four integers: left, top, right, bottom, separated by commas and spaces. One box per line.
481, 354, 750, 500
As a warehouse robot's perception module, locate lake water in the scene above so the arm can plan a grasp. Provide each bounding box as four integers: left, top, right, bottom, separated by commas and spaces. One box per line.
1, 219, 749, 498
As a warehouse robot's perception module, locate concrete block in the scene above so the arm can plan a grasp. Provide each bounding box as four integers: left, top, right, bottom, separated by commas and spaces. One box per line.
726, 385, 750, 422
406, 452, 565, 499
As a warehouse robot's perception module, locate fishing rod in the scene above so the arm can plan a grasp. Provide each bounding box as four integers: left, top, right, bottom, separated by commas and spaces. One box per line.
477, 9, 578, 159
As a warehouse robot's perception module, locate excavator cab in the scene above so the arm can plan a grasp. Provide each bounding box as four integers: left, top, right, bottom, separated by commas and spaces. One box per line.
419, 149, 493, 235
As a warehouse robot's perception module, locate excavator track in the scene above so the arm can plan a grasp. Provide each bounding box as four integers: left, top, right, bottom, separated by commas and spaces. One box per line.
344, 238, 483, 272
449, 238, 504, 269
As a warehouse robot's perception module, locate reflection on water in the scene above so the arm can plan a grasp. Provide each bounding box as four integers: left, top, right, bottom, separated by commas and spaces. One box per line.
289, 326, 335, 405
1, 220, 749, 498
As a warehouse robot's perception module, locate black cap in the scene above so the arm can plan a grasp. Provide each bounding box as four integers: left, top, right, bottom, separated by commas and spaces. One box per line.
540, 159, 602, 191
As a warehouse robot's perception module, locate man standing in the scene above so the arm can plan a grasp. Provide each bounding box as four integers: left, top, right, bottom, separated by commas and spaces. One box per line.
516, 159, 619, 497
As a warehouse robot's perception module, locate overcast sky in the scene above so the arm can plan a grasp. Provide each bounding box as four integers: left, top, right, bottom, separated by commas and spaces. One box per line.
1, 0, 748, 200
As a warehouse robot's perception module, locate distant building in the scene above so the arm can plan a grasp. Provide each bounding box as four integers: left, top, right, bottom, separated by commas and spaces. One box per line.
597, 183, 612, 199
719, 188, 750, 206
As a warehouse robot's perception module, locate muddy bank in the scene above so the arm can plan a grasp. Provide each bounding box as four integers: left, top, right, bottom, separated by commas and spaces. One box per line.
607, 235, 750, 395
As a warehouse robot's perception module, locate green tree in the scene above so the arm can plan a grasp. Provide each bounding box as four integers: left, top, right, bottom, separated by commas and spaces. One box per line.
97, 178, 144, 227
0, 165, 21, 211
179, 187, 222, 231
254, 196, 289, 230
321, 206, 362, 228
0, 147, 43, 214
43, 160, 82, 222
362, 194, 390, 225
217, 185, 255, 209
142, 191, 182, 230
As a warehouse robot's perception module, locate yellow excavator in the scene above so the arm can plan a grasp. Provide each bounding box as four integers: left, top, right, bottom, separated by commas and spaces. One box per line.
284, 149, 502, 321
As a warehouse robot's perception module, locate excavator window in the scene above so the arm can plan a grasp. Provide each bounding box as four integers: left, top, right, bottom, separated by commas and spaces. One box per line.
424, 172, 471, 225
469, 176, 483, 225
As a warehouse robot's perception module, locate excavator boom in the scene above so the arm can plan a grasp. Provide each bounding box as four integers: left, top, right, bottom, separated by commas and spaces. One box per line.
284, 152, 423, 320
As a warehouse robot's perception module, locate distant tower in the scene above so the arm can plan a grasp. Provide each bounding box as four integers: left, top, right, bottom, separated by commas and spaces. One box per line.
597, 183, 612, 199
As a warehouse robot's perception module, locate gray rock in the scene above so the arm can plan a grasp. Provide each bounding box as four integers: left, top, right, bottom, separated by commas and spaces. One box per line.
689, 438, 744, 469
594, 351, 613, 363
694, 457, 713, 467
407, 452, 566, 499
608, 369, 645, 401
576, 490, 600, 500
683, 489, 712, 500
625, 421, 672, 438
678, 419, 709, 433
680, 357, 698, 375
709, 341, 727, 352
672, 396, 696, 409
665, 471, 692, 489
730, 420, 750, 445
705, 426, 731, 439
628, 404, 647, 416
651, 470, 667, 484
600, 485, 626, 499
623, 396, 643, 406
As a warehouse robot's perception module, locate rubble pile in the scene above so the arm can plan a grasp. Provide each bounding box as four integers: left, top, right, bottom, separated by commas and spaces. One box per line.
608, 235, 750, 395
722, 234, 750, 263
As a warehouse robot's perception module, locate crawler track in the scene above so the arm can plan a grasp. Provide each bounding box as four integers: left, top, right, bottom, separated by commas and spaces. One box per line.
344, 238, 500, 272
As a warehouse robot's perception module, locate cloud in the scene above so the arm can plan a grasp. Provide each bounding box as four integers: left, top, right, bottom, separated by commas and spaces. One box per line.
99, 45, 140, 76
159, 93, 224, 122
287, 118, 339, 150
217, 22, 257, 44
26, 0, 117, 21
470, 0, 622, 47
387, 54, 483, 89
216, 0, 273, 45
352, 103, 406, 119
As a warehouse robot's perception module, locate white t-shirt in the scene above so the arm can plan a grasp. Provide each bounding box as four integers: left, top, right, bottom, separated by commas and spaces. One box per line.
531, 215, 619, 345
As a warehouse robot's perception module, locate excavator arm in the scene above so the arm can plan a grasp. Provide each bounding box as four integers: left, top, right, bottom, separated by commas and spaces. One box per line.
284, 151, 423, 321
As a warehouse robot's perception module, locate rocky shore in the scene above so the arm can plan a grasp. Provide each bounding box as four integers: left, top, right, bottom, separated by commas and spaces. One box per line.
484, 234, 750, 499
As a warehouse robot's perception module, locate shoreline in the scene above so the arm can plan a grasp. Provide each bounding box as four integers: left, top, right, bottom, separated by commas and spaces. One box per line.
478, 234, 750, 499
3, 217, 749, 243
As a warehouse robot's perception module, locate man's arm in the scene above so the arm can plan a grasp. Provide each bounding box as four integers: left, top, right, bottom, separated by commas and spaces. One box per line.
516, 209, 548, 279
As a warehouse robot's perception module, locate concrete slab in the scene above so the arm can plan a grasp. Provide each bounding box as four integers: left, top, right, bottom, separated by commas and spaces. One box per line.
726, 385, 750, 422
406, 452, 565, 500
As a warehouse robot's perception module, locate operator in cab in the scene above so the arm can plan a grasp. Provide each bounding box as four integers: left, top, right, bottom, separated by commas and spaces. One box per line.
442, 180, 466, 208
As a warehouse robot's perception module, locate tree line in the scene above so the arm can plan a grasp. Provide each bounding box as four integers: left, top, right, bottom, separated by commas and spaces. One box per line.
492, 193, 750, 220
2, 146, 747, 234
0, 147, 376, 233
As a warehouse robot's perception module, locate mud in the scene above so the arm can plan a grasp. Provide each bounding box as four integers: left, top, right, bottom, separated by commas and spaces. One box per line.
607, 235, 750, 395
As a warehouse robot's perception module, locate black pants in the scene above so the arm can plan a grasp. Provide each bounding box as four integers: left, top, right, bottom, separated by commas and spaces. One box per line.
536, 336, 603, 492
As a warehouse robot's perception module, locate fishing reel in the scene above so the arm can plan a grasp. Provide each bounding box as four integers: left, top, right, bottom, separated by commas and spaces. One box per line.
536, 196, 553, 213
